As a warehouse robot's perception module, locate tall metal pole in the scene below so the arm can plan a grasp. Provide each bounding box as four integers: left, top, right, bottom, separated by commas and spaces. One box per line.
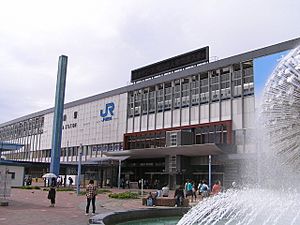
208, 155, 212, 190
141, 178, 144, 197
76, 144, 83, 195
50, 55, 68, 176
118, 159, 121, 189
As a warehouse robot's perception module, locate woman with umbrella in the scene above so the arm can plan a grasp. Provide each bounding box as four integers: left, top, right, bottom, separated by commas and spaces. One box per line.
48, 177, 57, 207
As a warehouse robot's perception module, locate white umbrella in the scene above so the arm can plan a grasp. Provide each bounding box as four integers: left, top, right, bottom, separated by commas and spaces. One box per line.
42, 173, 57, 179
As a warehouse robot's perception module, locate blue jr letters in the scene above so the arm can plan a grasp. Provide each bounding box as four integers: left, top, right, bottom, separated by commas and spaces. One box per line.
100, 102, 115, 122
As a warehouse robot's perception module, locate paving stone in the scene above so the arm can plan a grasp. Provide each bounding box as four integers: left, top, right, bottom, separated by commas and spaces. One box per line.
0, 188, 166, 225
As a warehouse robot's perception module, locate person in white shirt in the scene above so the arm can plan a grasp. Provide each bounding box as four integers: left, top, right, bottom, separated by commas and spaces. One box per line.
162, 185, 169, 197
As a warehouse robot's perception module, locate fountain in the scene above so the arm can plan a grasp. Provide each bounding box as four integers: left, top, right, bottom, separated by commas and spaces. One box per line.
177, 45, 300, 225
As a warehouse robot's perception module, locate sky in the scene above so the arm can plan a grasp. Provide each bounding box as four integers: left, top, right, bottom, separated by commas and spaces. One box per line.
0, 0, 300, 124
254, 50, 289, 107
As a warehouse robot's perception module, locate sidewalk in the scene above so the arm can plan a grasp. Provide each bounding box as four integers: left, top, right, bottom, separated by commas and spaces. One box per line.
0, 187, 199, 225
0, 188, 148, 225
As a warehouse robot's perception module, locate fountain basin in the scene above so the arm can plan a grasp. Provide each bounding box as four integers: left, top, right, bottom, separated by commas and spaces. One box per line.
89, 207, 189, 225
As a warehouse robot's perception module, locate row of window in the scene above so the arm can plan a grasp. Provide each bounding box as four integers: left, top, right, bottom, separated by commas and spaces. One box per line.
128, 63, 254, 117
125, 123, 230, 150
0, 110, 79, 141
4, 143, 123, 161
0, 116, 44, 141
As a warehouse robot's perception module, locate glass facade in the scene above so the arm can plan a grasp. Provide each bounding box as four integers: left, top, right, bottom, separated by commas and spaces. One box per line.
127, 62, 254, 117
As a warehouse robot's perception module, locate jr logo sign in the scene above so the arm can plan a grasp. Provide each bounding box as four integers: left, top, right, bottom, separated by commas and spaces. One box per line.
100, 102, 115, 122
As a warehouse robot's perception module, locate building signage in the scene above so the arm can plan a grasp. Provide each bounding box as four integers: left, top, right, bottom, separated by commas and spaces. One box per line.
131, 46, 209, 82
92, 143, 123, 152
100, 102, 115, 122
62, 123, 77, 130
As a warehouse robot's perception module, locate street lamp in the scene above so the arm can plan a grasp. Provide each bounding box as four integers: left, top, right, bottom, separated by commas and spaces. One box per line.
76, 144, 83, 195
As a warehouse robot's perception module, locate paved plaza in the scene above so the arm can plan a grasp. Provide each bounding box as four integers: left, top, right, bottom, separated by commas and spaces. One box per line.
0, 187, 152, 225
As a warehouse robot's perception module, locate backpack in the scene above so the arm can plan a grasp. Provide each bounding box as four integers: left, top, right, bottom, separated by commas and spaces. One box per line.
201, 184, 208, 192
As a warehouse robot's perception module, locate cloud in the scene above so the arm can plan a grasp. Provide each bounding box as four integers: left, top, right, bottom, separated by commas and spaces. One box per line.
0, 0, 300, 123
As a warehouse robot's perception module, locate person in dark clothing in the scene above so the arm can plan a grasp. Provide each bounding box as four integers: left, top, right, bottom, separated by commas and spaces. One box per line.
68, 177, 73, 187
85, 180, 97, 215
174, 185, 185, 207
146, 191, 156, 206
48, 177, 57, 207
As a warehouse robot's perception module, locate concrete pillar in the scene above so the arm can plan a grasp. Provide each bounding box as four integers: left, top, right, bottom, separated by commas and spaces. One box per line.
50, 55, 68, 176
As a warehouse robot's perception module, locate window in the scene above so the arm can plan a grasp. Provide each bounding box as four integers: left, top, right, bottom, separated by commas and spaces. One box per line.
74, 111, 78, 119
63, 114, 67, 121
170, 133, 177, 146
8, 172, 15, 179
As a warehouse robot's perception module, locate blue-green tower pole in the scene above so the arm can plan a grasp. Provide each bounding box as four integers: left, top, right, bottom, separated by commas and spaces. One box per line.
50, 55, 68, 176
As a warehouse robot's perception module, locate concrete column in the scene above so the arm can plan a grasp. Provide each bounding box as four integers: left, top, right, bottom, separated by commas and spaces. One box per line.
50, 55, 68, 176
208, 155, 212, 190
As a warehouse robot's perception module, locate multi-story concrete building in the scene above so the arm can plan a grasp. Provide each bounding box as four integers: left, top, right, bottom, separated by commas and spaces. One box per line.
1, 37, 299, 189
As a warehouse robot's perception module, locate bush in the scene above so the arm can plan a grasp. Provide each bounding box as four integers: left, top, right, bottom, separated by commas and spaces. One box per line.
108, 191, 139, 199
79, 189, 112, 195
57, 187, 74, 192
18, 186, 41, 190
97, 189, 112, 194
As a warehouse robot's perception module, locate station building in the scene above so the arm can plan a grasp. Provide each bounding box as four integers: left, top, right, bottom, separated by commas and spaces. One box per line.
1, 37, 299, 189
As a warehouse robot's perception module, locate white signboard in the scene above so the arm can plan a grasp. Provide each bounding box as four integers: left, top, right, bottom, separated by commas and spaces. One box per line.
0, 171, 11, 198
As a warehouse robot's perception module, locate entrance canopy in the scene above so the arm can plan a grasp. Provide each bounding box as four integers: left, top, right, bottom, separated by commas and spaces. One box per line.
62, 156, 130, 165
0, 142, 23, 152
87, 156, 129, 164
104, 143, 227, 159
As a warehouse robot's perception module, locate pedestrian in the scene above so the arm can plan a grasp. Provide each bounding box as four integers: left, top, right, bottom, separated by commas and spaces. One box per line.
174, 185, 185, 207
212, 180, 222, 195
146, 191, 155, 206
47, 177, 57, 207
184, 179, 193, 202
68, 176, 73, 187
197, 180, 203, 195
57, 176, 61, 187
191, 181, 197, 202
200, 180, 209, 198
156, 180, 162, 197
85, 180, 97, 216
43, 177, 47, 187
162, 184, 169, 197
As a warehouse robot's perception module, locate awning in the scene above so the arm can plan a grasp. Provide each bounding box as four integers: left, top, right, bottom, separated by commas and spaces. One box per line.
104, 143, 227, 159
61, 156, 130, 165
145, 171, 169, 175
0, 142, 23, 152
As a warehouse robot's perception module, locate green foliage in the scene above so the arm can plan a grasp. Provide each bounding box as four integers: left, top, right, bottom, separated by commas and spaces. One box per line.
79, 189, 112, 195
108, 191, 139, 199
18, 186, 41, 190
79, 191, 86, 195
137, 190, 148, 195
97, 189, 112, 194
42, 187, 74, 192
57, 187, 74, 192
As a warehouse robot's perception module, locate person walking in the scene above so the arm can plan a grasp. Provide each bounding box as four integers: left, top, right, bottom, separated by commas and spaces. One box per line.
57, 176, 61, 187
174, 185, 185, 207
200, 180, 209, 198
184, 179, 193, 202
191, 181, 197, 202
212, 180, 222, 195
85, 180, 97, 215
47, 177, 57, 207
68, 177, 73, 187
